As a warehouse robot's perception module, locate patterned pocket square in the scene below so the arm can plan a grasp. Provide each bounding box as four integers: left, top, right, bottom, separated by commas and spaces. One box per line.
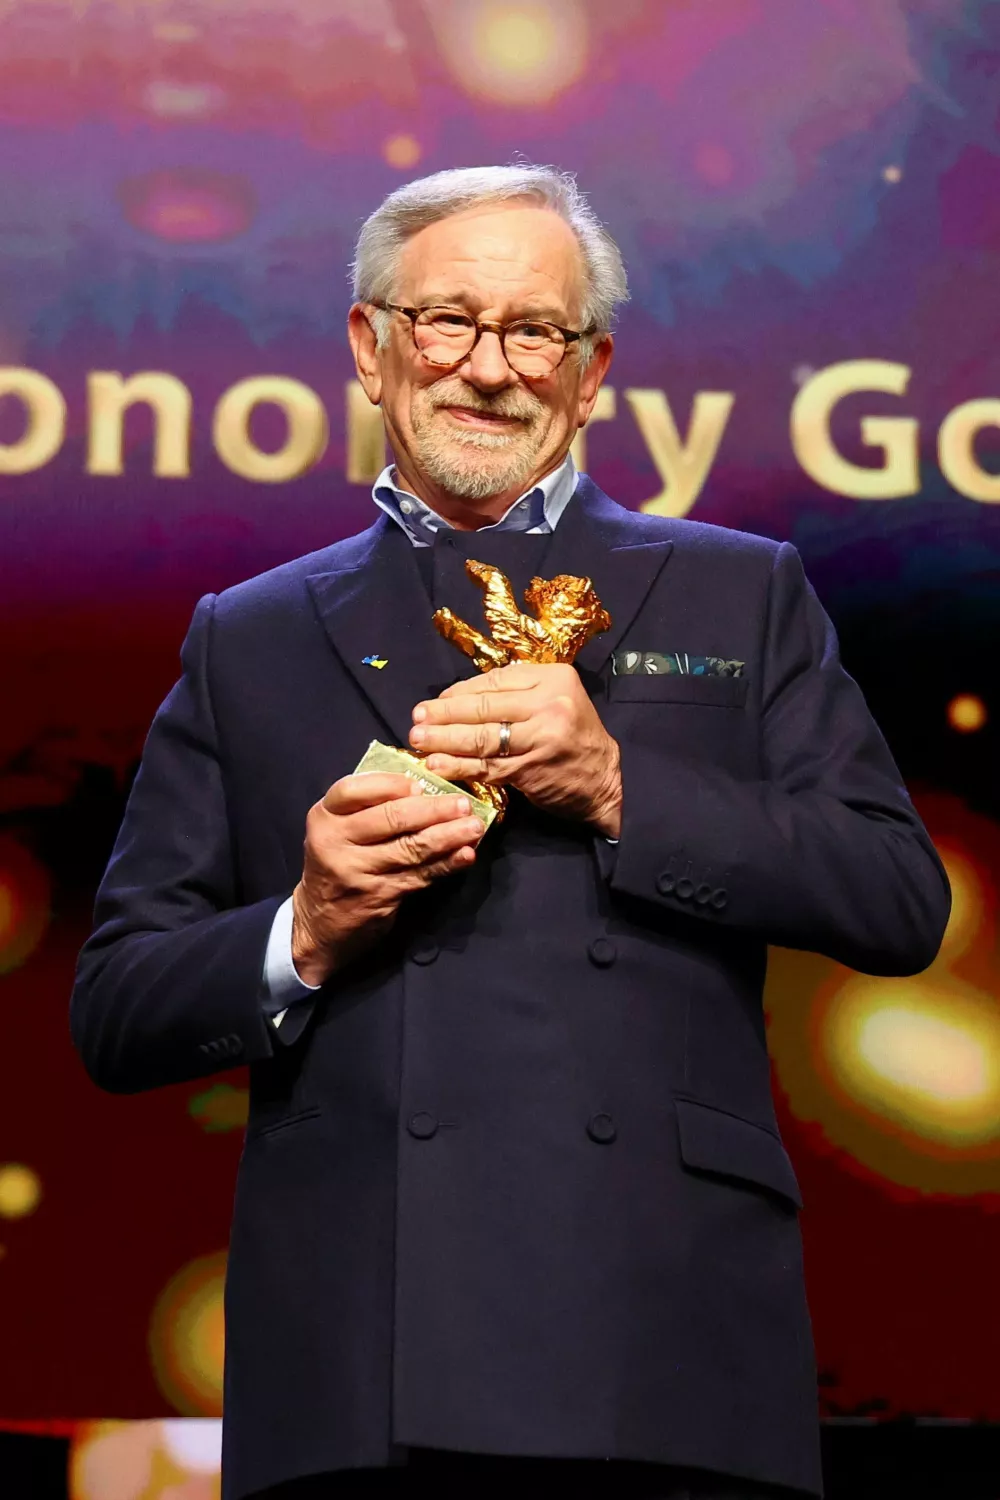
613, 651, 745, 678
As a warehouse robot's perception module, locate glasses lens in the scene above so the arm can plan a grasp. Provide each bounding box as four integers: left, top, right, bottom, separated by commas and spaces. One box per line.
414, 309, 476, 365
505, 322, 566, 377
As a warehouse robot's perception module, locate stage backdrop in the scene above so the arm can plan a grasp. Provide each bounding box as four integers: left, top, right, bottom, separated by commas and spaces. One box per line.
1, 0, 998, 1438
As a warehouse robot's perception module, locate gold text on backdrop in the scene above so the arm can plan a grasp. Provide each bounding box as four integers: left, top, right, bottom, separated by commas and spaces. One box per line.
0, 364, 998, 508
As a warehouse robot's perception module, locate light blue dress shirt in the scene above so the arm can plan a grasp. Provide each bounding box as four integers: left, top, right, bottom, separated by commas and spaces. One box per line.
263, 455, 581, 1027
371, 452, 578, 545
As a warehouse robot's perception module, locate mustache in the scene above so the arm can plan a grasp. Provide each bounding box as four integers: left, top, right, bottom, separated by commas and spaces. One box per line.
427, 379, 543, 423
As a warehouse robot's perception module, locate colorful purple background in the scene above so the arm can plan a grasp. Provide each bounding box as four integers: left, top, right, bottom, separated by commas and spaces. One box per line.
1, 0, 999, 1425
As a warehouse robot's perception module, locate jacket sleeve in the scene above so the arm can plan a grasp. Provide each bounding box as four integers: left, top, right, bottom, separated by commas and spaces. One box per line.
70, 593, 286, 1093
609, 542, 951, 975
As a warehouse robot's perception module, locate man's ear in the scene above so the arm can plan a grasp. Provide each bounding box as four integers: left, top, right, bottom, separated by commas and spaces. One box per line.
348, 304, 383, 405
576, 335, 614, 428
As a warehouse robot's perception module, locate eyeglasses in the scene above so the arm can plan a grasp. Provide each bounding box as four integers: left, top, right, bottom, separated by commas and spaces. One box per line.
374, 302, 593, 379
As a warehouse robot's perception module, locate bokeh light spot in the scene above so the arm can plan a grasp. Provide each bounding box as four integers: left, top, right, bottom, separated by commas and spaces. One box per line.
159, 1419, 222, 1474
436, 0, 588, 107
823, 978, 1000, 1146
70, 1421, 154, 1500
936, 846, 987, 960
70, 1419, 222, 1499
882, 164, 903, 183
149, 1253, 227, 1417
856, 1005, 989, 1103
0, 1164, 42, 1219
142, 82, 226, 120
766, 801, 1000, 1195
947, 693, 987, 732
152, 22, 200, 44
187, 1083, 249, 1134
119, 171, 256, 244
0, 835, 52, 974
382, 134, 422, 169
484, 7, 557, 73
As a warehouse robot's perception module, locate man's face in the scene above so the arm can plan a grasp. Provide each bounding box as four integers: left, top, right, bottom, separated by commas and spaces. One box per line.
349, 202, 612, 511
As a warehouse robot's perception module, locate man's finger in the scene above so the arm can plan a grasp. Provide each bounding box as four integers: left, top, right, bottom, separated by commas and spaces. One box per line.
410, 721, 524, 760
411, 847, 479, 884
437, 662, 541, 698
322, 773, 421, 815
347, 790, 475, 845
372, 815, 485, 872
423, 753, 527, 785
412, 690, 535, 727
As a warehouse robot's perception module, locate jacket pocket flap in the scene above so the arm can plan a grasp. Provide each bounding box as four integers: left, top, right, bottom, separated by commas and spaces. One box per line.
675, 1098, 802, 1207
608, 674, 747, 706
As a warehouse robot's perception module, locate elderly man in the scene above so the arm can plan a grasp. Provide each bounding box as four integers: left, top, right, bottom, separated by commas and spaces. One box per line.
72, 166, 949, 1500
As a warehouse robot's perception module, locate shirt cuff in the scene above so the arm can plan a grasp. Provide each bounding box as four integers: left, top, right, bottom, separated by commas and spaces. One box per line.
262, 895, 322, 1028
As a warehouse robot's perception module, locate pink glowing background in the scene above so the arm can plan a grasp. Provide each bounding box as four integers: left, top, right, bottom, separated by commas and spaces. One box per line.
0, 0, 998, 1429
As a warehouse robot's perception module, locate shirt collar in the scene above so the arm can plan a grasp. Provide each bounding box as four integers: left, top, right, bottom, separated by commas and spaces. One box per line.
372, 453, 578, 548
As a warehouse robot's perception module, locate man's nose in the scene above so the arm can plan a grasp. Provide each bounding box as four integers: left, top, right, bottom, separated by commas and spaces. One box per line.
461, 329, 519, 391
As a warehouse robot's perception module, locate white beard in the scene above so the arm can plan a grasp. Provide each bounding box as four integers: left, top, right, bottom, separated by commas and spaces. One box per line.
409, 380, 549, 500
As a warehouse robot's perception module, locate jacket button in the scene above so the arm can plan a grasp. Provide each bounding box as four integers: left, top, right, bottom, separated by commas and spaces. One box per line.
587, 1113, 617, 1144
588, 937, 617, 968
695, 884, 713, 906
410, 942, 440, 965
656, 872, 676, 896
710, 888, 729, 911
407, 1112, 439, 1140
675, 877, 695, 900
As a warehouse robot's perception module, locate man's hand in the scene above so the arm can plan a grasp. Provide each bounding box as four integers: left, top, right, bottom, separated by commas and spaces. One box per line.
409, 662, 622, 838
291, 774, 485, 986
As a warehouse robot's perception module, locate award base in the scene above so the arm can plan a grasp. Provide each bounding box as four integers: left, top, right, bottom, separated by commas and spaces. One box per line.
353, 740, 500, 830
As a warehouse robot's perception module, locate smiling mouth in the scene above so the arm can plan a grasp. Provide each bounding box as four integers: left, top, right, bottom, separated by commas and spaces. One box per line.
440, 405, 525, 427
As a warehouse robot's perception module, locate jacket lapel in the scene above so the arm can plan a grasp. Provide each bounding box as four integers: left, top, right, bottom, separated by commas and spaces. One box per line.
306, 480, 674, 739
538, 478, 674, 678
306, 519, 455, 747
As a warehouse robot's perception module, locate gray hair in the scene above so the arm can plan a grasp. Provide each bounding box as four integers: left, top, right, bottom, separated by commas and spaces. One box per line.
351, 164, 628, 362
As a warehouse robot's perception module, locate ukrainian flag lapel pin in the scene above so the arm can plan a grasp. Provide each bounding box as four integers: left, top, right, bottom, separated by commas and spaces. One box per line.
362, 654, 389, 670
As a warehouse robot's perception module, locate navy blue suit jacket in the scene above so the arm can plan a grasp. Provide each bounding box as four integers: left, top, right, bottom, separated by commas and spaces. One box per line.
71, 479, 950, 1500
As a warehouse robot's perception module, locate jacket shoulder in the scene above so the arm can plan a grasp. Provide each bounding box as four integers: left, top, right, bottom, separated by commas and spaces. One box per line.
587, 492, 779, 579
579, 476, 783, 566
625, 511, 782, 562
209, 524, 380, 626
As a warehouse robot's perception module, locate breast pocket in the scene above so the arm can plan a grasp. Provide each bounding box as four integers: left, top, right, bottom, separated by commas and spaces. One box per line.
607, 673, 748, 708
603, 669, 752, 773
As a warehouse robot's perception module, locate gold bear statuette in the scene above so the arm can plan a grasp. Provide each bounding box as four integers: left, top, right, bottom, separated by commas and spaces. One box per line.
429, 560, 611, 826
432, 559, 612, 672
